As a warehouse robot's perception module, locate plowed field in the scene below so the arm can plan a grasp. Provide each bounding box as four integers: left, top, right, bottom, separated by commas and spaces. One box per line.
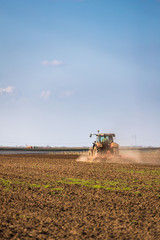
0, 152, 160, 239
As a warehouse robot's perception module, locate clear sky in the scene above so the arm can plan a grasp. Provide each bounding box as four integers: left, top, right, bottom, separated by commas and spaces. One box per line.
0, 0, 160, 147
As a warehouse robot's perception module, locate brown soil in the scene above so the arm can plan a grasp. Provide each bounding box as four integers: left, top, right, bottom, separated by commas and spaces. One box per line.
0, 152, 160, 239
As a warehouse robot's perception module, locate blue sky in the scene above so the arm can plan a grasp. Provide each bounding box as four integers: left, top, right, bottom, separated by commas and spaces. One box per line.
0, 0, 160, 147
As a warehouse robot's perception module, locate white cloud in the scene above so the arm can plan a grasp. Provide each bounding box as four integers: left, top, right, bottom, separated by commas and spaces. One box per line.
42, 60, 64, 66
0, 86, 14, 94
60, 90, 75, 98
41, 90, 51, 100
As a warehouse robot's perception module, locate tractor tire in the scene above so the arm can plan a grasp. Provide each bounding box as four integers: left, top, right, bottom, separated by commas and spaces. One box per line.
88, 149, 93, 157
93, 147, 98, 157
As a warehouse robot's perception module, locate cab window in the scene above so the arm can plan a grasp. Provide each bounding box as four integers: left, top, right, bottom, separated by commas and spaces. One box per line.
99, 136, 109, 142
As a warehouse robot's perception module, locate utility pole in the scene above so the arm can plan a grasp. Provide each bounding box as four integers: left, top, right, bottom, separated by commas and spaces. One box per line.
132, 135, 137, 146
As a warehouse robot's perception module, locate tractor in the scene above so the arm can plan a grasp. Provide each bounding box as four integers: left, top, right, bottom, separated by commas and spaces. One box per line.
88, 130, 119, 159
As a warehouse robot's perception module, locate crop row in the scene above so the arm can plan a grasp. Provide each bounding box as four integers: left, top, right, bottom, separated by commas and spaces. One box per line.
0, 176, 159, 198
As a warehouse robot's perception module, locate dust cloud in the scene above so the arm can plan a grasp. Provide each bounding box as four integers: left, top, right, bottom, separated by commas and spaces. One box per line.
77, 150, 160, 165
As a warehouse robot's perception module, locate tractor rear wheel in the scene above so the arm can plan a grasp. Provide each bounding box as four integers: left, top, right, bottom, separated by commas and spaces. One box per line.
88, 149, 93, 157
93, 147, 98, 157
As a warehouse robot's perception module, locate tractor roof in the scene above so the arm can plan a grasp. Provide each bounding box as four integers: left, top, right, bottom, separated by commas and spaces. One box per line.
89, 132, 116, 138
96, 133, 115, 137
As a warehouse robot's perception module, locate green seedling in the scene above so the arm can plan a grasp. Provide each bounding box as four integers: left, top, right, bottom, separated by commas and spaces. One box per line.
133, 191, 142, 196
52, 188, 63, 191
56, 177, 135, 192
0, 178, 12, 190
91, 185, 106, 189
122, 187, 131, 191
43, 184, 51, 188
28, 183, 41, 188
0, 178, 61, 193
49, 188, 63, 195
105, 187, 116, 191
115, 169, 160, 175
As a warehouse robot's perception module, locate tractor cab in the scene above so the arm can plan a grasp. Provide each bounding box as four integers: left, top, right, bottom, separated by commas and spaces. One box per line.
97, 134, 114, 144
90, 132, 116, 148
